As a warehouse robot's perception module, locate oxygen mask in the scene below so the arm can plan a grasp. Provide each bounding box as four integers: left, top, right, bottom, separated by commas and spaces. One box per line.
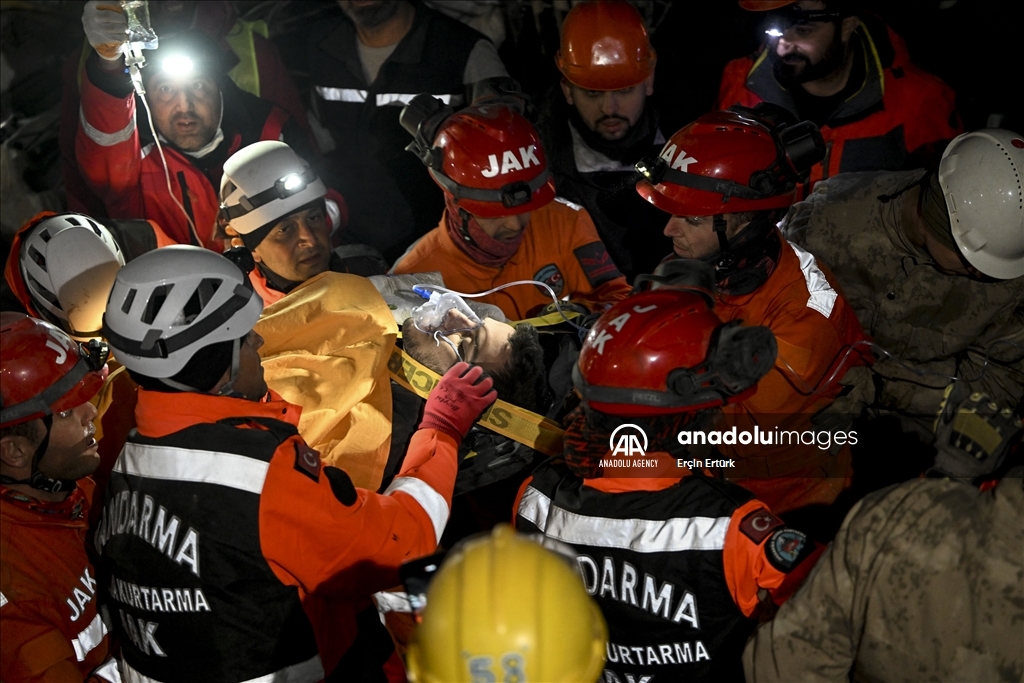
411, 291, 482, 336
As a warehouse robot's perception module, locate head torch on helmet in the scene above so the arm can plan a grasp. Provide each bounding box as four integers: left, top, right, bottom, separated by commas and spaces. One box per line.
218, 170, 318, 226
763, 6, 844, 36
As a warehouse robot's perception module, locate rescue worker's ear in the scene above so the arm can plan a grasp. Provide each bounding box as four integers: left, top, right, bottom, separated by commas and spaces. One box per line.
0, 433, 38, 470
559, 77, 575, 105
840, 15, 860, 42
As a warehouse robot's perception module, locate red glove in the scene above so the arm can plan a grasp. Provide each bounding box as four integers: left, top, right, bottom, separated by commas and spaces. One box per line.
419, 362, 497, 441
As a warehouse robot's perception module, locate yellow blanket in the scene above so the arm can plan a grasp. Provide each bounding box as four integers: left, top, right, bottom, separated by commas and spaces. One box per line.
255, 272, 398, 490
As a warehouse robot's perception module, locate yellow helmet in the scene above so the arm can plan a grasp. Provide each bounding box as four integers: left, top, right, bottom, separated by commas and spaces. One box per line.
406, 524, 607, 683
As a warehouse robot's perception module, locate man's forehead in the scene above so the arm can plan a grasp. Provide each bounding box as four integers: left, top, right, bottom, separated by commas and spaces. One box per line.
147, 69, 218, 88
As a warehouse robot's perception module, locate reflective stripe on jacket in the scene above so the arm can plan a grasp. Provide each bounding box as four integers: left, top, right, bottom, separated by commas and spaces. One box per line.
97, 388, 458, 679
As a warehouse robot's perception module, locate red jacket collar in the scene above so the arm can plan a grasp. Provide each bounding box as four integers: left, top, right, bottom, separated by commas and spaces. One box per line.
134, 388, 301, 438
0, 479, 92, 524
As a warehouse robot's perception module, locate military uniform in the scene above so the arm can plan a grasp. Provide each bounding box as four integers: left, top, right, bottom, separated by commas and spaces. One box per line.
744, 472, 1024, 683
784, 170, 1024, 438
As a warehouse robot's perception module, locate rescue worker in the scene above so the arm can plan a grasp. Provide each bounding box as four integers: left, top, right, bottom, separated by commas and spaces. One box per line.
536, 0, 672, 280
77, 2, 316, 249
515, 283, 823, 683
392, 97, 632, 320
785, 128, 1024, 443
717, 0, 962, 188
64, 0, 312, 219
634, 106, 871, 514
96, 245, 497, 680
309, 0, 508, 262
2, 212, 176, 524
219, 140, 388, 306
405, 524, 608, 683
3, 212, 175, 332
0, 313, 119, 682
744, 444, 1023, 681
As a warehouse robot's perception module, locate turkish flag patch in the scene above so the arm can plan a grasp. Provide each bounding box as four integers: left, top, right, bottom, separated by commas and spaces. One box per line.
294, 442, 322, 483
739, 508, 784, 544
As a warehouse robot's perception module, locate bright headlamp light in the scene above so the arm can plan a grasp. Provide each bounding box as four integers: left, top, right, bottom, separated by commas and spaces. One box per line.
161, 54, 194, 77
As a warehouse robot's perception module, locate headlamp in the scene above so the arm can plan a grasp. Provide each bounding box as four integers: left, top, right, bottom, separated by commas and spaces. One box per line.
763, 7, 843, 36
635, 156, 669, 185
219, 169, 319, 222
81, 339, 110, 372
427, 167, 553, 210
161, 54, 194, 77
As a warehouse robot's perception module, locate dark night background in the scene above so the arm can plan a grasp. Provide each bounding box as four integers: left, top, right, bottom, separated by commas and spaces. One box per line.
0, 0, 1020, 246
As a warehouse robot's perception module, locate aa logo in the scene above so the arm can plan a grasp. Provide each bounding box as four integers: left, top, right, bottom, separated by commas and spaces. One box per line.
609, 424, 648, 457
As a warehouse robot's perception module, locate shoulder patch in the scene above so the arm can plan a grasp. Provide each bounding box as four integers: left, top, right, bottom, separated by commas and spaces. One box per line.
574, 242, 623, 287
324, 467, 357, 506
765, 528, 809, 573
533, 264, 565, 297
293, 442, 321, 483
554, 196, 583, 211
739, 507, 784, 544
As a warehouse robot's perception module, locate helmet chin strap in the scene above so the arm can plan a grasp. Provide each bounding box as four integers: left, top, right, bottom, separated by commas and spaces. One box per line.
215, 336, 245, 398
712, 214, 734, 271
0, 414, 78, 494
159, 337, 245, 396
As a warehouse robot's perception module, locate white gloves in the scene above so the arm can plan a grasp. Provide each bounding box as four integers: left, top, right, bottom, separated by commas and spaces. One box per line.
82, 1, 128, 61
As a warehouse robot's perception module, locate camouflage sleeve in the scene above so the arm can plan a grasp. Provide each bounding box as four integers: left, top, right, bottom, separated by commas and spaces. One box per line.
742, 488, 896, 683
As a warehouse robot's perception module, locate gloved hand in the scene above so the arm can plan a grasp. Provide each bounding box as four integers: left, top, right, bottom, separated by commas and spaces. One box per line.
932, 382, 1023, 479
420, 362, 497, 442
811, 364, 875, 434
83, 1, 128, 61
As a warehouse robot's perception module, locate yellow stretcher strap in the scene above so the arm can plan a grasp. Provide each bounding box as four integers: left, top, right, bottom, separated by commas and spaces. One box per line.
387, 347, 564, 457
515, 310, 583, 328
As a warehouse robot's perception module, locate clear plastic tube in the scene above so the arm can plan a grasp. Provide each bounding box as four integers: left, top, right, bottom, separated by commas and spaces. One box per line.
412, 281, 590, 333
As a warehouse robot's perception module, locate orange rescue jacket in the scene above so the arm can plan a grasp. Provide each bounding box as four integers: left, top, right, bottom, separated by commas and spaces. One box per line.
390, 198, 631, 320
0, 480, 119, 682
714, 237, 870, 513
124, 389, 458, 677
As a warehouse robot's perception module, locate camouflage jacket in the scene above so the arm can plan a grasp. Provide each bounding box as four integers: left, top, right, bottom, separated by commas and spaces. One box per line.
744, 472, 1024, 683
784, 170, 1024, 436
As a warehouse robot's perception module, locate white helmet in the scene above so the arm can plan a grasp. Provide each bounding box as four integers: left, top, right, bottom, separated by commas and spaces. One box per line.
219, 141, 327, 240
938, 128, 1024, 279
19, 213, 125, 341
102, 246, 263, 379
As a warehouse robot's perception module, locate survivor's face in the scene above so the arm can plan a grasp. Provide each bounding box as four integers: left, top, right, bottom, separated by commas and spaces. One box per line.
768, 2, 847, 85
472, 212, 532, 242
663, 214, 750, 260
36, 403, 101, 481
148, 70, 222, 152
560, 79, 653, 141
403, 315, 515, 376
252, 204, 331, 283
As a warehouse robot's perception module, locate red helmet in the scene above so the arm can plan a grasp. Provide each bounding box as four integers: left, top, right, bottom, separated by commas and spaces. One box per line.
575, 288, 777, 416
556, 0, 656, 91
0, 313, 109, 429
428, 103, 556, 218
635, 108, 824, 216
